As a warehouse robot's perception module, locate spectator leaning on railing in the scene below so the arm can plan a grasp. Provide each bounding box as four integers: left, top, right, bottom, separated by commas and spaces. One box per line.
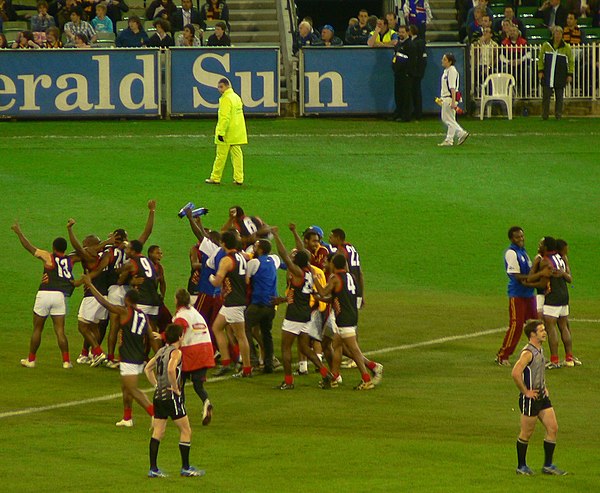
177, 23, 202, 46
538, 26, 574, 120
44, 25, 62, 47
293, 20, 319, 53
367, 17, 398, 47
206, 21, 230, 46
315, 24, 342, 47
345, 8, 370, 45
148, 18, 174, 47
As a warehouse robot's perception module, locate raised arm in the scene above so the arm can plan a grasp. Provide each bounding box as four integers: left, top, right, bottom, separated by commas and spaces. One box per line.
81, 274, 126, 315
289, 223, 307, 253
221, 207, 237, 233
185, 207, 209, 241
137, 200, 156, 245
271, 227, 303, 278
66, 218, 96, 264
11, 221, 38, 256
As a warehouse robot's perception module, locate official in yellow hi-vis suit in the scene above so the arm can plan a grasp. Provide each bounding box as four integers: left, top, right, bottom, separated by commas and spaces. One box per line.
205, 78, 248, 186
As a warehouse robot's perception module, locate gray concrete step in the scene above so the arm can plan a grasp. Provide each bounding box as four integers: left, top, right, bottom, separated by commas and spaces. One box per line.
230, 9, 279, 21
232, 31, 280, 43
232, 20, 280, 32
227, 0, 276, 9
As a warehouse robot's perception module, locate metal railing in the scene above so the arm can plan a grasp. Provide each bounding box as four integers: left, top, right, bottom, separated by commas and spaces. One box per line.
276, 0, 299, 103
469, 43, 599, 100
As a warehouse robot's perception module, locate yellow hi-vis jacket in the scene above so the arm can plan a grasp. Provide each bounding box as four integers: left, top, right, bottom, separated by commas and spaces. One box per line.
215, 87, 248, 145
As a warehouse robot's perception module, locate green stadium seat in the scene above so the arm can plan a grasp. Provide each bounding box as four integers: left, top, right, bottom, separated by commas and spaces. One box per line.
527, 27, 551, 42
517, 6, 539, 18
523, 17, 544, 29
585, 27, 600, 41
116, 20, 129, 33
124, 9, 146, 21
4, 29, 21, 45
491, 6, 505, 15
144, 20, 157, 33
578, 17, 592, 28
3, 20, 28, 31
96, 31, 116, 41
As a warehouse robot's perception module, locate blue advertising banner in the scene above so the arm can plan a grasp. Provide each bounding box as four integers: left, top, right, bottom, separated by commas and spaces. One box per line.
169, 47, 280, 115
301, 45, 466, 115
0, 49, 160, 118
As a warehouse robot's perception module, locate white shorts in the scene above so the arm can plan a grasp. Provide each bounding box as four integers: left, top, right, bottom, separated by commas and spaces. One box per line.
536, 295, 545, 312
334, 325, 357, 339
306, 310, 324, 342
78, 296, 109, 323
282, 318, 310, 335
120, 362, 145, 376
322, 312, 336, 339
543, 305, 569, 319
357, 297, 363, 310
219, 305, 245, 324
137, 304, 159, 316
107, 285, 129, 306
33, 291, 67, 317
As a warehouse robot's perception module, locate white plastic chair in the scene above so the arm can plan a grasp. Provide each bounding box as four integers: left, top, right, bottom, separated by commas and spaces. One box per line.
480, 73, 516, 120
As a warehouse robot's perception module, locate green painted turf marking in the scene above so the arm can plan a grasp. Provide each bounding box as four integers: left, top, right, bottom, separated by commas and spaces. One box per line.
1, 318, 597, 420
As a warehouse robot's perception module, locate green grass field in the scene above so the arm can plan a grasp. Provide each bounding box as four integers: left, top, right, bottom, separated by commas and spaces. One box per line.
0, 117, 599, 492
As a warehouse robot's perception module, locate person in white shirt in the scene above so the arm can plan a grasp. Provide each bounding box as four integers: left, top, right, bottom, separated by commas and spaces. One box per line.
438, 53, 470, 147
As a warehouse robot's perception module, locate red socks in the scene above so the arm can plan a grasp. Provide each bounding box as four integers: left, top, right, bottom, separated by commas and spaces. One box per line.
366, 361, 376, 370
28, 353, 36, 362
62, 352, 70, 363
284, 374, 294, 385
551, 355, 560, 365
123, 407, 132, 421
243, 366, 252, 375
319, 367, 328, 378
221, 358, 231, 367
80, 348, 89, 357
91, 346, 103, 357
362, 373, 372, 382
145, 404, 154, 417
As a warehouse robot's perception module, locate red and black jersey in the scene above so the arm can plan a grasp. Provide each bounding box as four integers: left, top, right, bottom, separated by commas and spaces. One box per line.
104, 245, 126, 287
39, 253, 75, 297
221, 252, 247, 307
311, 245, 329, 270
187, 242, 202, 295
331, 271, 358, 327
119, 306, 149, 364
284, 268, 313, 323
336, 243, 363, 297
83, 252, 109, 297
128, 254, 161, 307
234, 215, 265, 247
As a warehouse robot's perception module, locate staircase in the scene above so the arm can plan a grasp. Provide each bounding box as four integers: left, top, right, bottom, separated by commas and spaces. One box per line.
228, 0, 280, 44
428, 0, 459, 42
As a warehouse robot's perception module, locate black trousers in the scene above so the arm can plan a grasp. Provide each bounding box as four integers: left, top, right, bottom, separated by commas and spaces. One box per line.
542, 85, 565, 119
411, 75, 423, 120
394, 71, 413, 121
245, 304, 276, 370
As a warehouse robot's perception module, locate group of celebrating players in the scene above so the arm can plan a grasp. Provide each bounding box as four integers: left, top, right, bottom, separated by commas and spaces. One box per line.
12, 199, 383, 476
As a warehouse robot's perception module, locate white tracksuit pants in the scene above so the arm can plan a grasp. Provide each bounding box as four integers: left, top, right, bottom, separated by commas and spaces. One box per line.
441, 98, 465, 143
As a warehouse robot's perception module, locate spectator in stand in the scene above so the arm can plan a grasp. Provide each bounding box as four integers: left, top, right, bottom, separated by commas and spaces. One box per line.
567, 0, 591, 17
539, 26, 573, 119
315, 24, 342, 47
474, 26, 498, 82
0, 33, 7, 48
409, 24, 427, 120
172, 0, 201, 33
31, 1, 56, 33
367, 17, 399, 47
293, 20, 319, 53
146, 0, 176, 22
345, 8, 370, 45
493, 6, 525, 39
105, 0, 128, 32
468, 9, 486, 42
177, 22, 202, 45
11, 30, 41, 48
74, 32, 90, 47
563, 12, 586, 43
0, 0, 17, 22
367, 14, 378, 31
200, 0, 229, 31
535, 0, 568, 28
302, 16, 318, 36
386, 11, 402, 31
116, 15, 148, 46
206, 21, 230, 46
502, 24, 526, 47
499, 18, 512, 42
92, 2, 113, 33
404, 0, 433, 38
148, 18, 174, 47
44, 25, 62, 47
471, 13, 500, 43
57, 0, 79, 30
64, 7, 96, 46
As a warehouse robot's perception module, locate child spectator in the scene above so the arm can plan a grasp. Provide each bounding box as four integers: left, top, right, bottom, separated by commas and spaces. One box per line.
0, 33, 8, 49
11, 30, 41, 49
92, 2, 114, 33
116, 15, 148, 46
147, 17, 174, 47
74, 32, 90, 47
31, 1, 56, 32
177, 23, 202, 46
44, 26, 63, 47
206, 21, 230, 46
64, 6, 96, 46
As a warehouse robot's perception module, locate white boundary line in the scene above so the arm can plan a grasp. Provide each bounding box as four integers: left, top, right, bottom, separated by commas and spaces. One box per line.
1, 318, 597, 420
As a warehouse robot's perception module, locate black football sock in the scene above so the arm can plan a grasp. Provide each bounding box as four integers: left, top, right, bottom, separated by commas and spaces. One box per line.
179, 442, 191, 469
149, 437, 160, 471
543, 440, 556, 467
516, 438, 529, 468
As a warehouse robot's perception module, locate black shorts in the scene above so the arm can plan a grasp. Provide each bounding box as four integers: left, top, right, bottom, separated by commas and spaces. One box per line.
154, 396, 187, 420
519, 394, 552, 417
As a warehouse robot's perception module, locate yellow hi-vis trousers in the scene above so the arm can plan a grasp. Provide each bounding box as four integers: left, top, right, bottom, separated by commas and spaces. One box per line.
210, 144, 244, 183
